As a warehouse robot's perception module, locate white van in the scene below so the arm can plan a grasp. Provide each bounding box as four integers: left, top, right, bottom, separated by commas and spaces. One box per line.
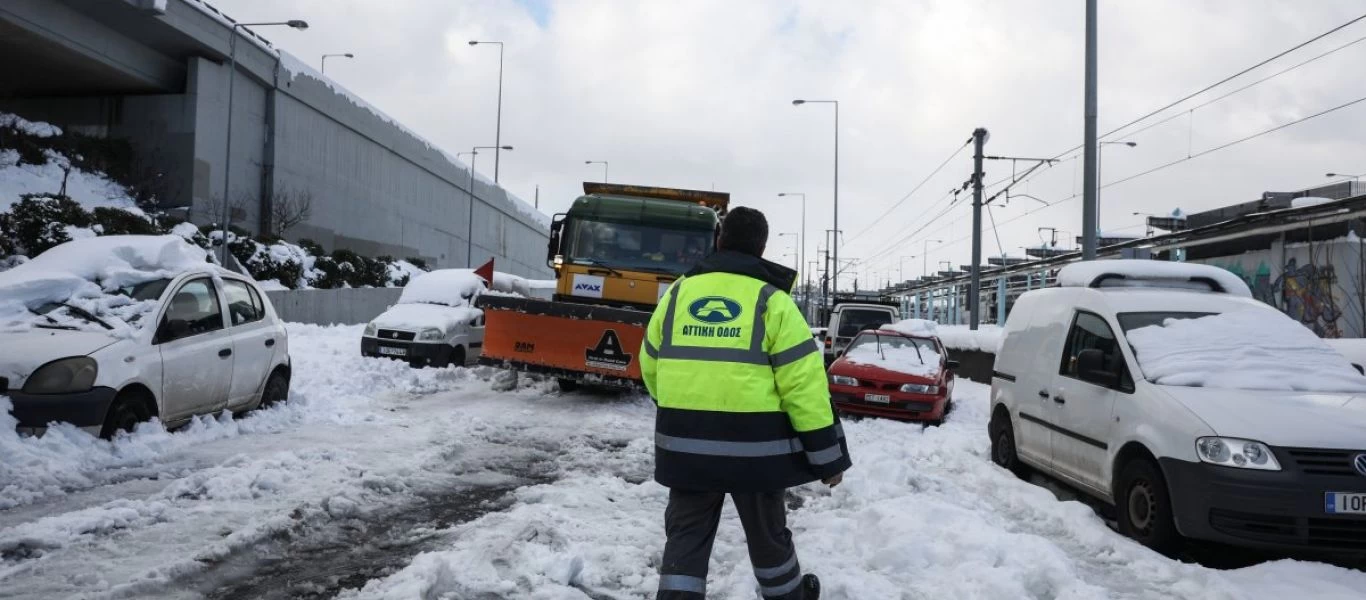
824, 302, 900, 363
989, 260, 1366, 556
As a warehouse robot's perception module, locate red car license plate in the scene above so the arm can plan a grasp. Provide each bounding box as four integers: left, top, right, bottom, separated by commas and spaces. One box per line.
864, 393, 890, 404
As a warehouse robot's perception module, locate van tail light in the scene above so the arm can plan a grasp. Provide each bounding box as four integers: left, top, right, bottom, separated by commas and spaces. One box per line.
824, 338, 832, 348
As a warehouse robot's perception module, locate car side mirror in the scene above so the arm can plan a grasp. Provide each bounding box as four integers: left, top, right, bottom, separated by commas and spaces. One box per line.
1354, 363, 1364, 376
834, 350, 844, 358
1076, 348, 1118, 387
946, 359, 961, 370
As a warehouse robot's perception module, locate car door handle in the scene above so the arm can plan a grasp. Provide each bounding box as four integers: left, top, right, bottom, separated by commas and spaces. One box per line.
265, 338, 275, 348
219, 348, 232, 358
1053, 395, 1066, 405
1037, 390, 1051, 399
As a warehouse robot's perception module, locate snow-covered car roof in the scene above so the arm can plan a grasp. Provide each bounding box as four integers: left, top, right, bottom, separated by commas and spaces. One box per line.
1057, 260, 1251, 298
0, 235, 214, 335
397, 269, 487, 307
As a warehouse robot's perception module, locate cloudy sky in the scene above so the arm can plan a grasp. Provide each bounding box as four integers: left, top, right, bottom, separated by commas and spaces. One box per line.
216, 0, 1366, 288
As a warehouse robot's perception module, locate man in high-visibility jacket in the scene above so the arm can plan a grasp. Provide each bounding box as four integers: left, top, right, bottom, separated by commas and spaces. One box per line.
641, 206, 851, 600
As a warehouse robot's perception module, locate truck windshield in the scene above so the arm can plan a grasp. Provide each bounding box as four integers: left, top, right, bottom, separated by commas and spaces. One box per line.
837, 309, 896, 338
564, 219, 713, 274
1116, 311, 1218, 333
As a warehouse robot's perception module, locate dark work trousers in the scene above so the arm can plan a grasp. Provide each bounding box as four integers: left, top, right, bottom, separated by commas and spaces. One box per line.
657, 489, 805, 600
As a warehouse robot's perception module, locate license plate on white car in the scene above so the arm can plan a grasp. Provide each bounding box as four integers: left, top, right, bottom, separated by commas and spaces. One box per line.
864, 394, 890, 404
1325, 492, 1366, 514
378, 346, 408, 357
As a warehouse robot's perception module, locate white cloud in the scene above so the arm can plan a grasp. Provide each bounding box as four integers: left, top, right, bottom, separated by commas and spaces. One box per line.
215, 0, 1366, 286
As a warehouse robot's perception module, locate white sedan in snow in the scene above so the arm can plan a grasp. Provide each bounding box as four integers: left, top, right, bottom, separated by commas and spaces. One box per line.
1, 237, 292, 438
362, 269, 486, 368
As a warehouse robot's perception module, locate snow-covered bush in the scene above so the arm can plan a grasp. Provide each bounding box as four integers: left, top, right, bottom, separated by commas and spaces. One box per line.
91, 206, 159, 236
8, 194, 93, 256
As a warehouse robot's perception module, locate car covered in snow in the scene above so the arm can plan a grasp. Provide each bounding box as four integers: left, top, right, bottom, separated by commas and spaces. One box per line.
0, 235, 291, 438
827, 320, 957, 424
990, 260, 1366, 555
362, 269, 489, 368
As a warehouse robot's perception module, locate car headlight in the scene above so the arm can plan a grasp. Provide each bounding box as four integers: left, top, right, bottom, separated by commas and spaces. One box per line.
363, 322, 378, 337
899, 383, 940, 394
830, 375, 858, 386
23, 357, 98, 394
418, 327, 445, 341
1195, 437, 1281, 471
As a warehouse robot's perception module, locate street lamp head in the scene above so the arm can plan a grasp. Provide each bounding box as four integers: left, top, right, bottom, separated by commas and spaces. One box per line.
344, 53, 354, 58
468, 40, 479, 46
500, 145, 514, 150
286, 20, 309, 29
1124, 141, 1137, 147
791, 99, 806, 106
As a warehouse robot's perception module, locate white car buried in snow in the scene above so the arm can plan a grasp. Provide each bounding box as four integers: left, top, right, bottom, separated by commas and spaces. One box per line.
0, 236, 291, 438
362, 269, 487, 368
990, 260, 1366, 556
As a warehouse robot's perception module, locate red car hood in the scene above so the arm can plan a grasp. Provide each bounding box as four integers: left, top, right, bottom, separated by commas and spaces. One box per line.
830, 358, 941, 384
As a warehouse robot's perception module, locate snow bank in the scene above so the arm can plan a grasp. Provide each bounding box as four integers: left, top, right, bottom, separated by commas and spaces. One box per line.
0, 148, 141, 213
1127, 309, 1366, 392
0, 235, 209, 333
936, 324, 1003, 353
844, 343, 941, 378
0, 112, 61, 137
397, 269, 485, 307
1058, 260, 1252, 298
887, 318, 937, 336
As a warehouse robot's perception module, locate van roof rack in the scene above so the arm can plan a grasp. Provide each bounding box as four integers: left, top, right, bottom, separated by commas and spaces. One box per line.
1057, 261, 1252, 298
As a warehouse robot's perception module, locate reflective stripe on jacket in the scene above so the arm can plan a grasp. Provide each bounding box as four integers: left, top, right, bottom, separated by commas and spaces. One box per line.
641, 250, 851, 492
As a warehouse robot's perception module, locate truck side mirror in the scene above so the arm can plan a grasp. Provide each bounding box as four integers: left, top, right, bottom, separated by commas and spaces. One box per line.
946, 359, 961, 371
546, 214, 566, 266
1076, 348, 1118, 387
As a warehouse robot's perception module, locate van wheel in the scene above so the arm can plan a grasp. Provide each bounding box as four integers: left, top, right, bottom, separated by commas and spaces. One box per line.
100, 392, 151, 440
1116, 458, 1182, 556
258, 370, 290, 410
989, 412, 1031, 479
448, 346, 467, 368
557, 379, 579, 393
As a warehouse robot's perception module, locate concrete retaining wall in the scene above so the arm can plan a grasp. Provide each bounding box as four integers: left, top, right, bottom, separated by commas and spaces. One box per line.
265, 287, 402, 326
946, 349, 996, 385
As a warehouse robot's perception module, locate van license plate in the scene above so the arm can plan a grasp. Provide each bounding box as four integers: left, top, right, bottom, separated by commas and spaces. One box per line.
864, 394, 890, 404
379, 346, 408, 357
1326, 492, 1366, 514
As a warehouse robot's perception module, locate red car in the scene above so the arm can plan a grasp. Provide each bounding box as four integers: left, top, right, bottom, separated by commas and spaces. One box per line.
827, 329, 958, 424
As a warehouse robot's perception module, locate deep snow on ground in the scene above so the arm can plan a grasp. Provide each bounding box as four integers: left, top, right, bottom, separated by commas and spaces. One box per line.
2, 325, 1364, 599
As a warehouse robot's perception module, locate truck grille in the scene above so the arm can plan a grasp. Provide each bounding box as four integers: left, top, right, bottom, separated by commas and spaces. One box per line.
1282, 448, 1360, 477
377, 329, 416, 341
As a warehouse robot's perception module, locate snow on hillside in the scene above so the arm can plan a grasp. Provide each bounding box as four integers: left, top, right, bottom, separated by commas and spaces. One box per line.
0, 144, 140, 213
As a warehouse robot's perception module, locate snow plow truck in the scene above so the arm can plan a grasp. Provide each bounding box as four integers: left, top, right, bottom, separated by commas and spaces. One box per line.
475, 182, 728, 391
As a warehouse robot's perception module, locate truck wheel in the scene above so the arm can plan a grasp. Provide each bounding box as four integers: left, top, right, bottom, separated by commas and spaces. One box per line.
557, 379, 579, 393
1116, 458, 1182, 556
989, 412, 1031, 479
100, 392, 151, 440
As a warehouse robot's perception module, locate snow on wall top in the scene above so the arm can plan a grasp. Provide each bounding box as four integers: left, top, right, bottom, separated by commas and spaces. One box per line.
0, 235, 211, 333
0, 113, 61, 138
274, 52, 550, 230
1057, 260, 1252, 298
1127, 309, 1366, 393
936, 325, 1004, 353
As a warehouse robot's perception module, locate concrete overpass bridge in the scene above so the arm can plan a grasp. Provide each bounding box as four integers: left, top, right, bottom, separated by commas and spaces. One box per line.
0, 0, 550, 277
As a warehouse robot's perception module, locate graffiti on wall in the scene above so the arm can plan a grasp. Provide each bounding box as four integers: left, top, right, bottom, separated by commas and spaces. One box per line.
1208, 247, 1350, 338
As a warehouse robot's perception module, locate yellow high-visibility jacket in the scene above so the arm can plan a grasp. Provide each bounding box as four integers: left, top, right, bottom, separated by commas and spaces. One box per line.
641, 250, 851, 492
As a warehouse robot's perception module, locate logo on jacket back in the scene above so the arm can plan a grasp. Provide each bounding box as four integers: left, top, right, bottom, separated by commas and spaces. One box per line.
1355, 453, 1366, 478
687, 297, 743, 324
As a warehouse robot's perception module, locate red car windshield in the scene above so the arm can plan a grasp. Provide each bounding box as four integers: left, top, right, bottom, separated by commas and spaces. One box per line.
842, 333, 942, 377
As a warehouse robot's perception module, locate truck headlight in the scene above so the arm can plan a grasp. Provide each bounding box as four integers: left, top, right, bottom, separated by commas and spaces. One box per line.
363, 322, 378, 337
830, 375, 858, 386
23, 357, 98, 395
418, 328, 445, 341
1195, 437, 1281, 471
899, 383, 939, 394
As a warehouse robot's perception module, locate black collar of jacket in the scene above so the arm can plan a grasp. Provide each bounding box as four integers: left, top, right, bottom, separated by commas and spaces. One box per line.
685, 250, 797, 291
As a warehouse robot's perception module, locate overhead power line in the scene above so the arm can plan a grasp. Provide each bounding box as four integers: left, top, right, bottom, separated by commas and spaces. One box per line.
846, 138, 972, 242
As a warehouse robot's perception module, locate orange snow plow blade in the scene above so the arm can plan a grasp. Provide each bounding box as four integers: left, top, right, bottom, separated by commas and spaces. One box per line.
475, 295, 651, 388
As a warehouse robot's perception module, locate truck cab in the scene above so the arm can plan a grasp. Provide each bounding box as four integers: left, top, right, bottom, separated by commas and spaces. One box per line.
547, 183, 726, 310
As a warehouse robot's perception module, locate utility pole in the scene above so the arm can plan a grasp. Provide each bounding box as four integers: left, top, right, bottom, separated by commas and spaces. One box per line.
1082, 0, 1099, 259
534, 184, 539, 209
969, 127, 988, 330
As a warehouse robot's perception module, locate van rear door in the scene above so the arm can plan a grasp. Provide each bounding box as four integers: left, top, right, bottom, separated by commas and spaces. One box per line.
827, 306, 897, 357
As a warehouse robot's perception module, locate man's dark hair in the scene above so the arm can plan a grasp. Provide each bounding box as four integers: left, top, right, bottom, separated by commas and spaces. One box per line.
718, 206, 768, 257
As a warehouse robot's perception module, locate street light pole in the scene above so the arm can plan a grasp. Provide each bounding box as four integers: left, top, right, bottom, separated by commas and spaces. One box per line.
320, 52, 353, 74
923, 239, 943, 279
469, 41, 506, 183
792, 99, 838, 298
1097, 141, 1136, 234
219, 19, 308, 267
586, 160, 609, 182
467, 145, 514, 267
778, 192, 806, 318
1082, 0, 1100, 260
